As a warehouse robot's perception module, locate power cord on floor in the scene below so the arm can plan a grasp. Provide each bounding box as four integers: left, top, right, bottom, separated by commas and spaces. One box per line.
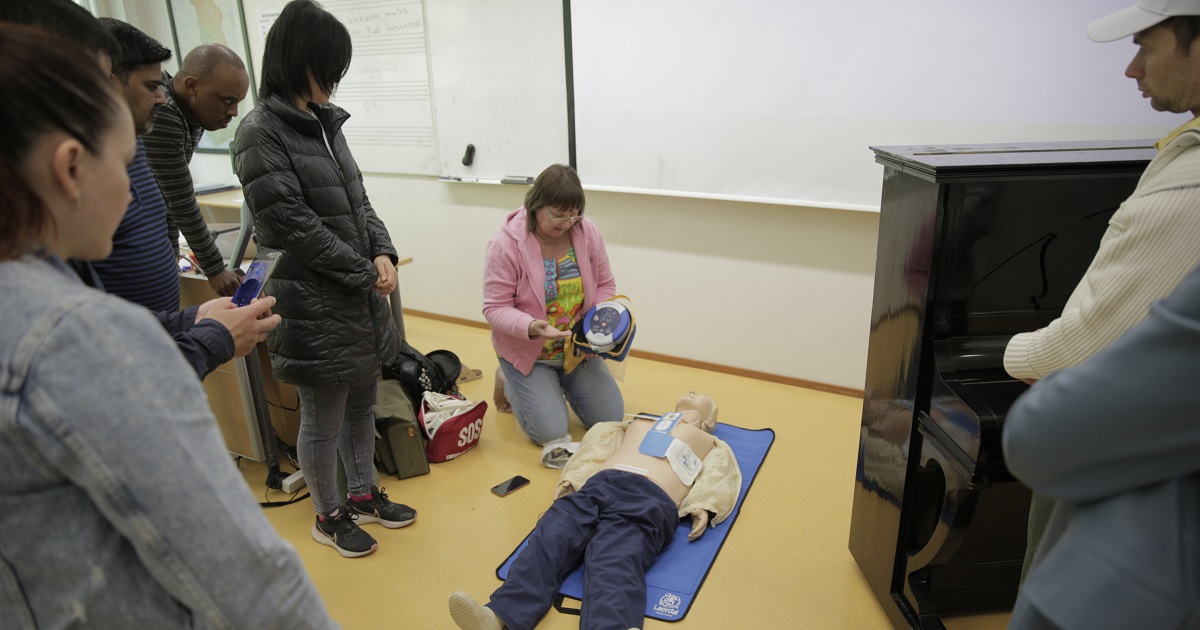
259, 430, 304, 491
261, 487, 310, 508
233, 441, 311, 508
278, 440, 301, 470
260, 454, 309, 507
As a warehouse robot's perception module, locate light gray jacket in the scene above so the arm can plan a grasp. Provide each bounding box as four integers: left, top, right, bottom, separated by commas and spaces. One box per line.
1003, 263, 1200, 629
0, 255, 334, 629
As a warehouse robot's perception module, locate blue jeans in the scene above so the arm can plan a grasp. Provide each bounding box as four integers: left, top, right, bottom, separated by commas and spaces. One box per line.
499, 356, 624, 445
297, 382, 378, 514
488, 470, 678, 630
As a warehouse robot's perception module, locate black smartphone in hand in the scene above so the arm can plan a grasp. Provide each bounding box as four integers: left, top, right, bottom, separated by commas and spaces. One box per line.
491, 475, 530, 497
230, 252, 280, 307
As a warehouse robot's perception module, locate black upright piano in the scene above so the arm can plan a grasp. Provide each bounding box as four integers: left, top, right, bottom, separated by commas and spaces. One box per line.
848, 140, 1156, 629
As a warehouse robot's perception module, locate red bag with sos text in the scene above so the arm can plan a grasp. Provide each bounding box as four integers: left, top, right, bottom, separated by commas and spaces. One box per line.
418, 391, 486, 463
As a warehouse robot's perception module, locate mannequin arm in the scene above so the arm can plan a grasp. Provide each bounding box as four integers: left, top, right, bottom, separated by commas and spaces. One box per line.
679, 439, 742, 526
688, 509, 712, 541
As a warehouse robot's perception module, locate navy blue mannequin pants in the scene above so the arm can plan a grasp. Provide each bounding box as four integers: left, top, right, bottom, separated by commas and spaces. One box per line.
489, 469, 679, 630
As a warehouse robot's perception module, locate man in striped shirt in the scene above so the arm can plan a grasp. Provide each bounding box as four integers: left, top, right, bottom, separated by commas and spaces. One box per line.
89, 18, 279, 380
92, 18, 180, 314
144, 44, 249, 297
1004, 3, 1200, 586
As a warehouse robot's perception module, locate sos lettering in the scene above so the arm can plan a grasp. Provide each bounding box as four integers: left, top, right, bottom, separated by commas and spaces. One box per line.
458, 419, 483, 446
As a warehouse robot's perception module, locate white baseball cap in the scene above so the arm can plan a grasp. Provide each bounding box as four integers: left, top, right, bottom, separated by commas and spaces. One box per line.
1088, 0, 1200, 42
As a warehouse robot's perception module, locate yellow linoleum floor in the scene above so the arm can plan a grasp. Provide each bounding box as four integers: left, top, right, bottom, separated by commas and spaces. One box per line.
236, 315, 1011, 630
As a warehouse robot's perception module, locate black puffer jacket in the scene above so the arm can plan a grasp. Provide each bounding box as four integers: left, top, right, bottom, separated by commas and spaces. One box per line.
232, 96, 399, 387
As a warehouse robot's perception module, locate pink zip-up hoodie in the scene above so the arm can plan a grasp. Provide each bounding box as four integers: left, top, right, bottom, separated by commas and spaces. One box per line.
483, 207, 617, 375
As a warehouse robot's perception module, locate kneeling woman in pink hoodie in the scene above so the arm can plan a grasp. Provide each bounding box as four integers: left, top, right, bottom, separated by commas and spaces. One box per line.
483, 164, 625, 460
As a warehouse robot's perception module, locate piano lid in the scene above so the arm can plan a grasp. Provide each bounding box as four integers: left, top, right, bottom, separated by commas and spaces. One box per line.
872, 140, 1157, 182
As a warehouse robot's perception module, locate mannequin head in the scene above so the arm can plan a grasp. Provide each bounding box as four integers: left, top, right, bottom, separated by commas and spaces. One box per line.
674, 392, 718, 433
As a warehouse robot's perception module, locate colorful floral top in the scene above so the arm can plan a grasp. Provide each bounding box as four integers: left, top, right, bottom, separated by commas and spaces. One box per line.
539, 246, 584, 360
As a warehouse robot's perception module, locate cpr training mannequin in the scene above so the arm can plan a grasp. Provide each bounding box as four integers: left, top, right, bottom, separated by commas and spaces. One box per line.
449, 393, 742, 630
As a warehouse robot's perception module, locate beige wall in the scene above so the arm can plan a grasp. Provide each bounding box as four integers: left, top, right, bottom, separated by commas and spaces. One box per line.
119, 2, 882, 392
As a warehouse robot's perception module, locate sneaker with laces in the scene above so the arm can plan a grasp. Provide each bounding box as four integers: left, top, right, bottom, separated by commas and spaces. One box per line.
345, 485, 417, 529
312, 509, 377, 558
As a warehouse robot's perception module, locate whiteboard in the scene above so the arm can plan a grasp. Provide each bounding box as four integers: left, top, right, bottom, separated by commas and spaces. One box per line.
427, 0, 570, 182
243, 0, 438, 176
570, 0, 1190, 211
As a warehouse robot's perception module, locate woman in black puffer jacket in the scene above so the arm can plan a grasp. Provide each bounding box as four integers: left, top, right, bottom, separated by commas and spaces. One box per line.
232, 0, 414, 560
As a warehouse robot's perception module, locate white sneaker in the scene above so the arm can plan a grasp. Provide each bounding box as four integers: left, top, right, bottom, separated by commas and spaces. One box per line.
449, 592, 503, 630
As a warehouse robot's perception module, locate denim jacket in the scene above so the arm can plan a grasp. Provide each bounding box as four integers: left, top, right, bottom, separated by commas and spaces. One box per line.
0, 255, 334, 629
71, 258, 235, 379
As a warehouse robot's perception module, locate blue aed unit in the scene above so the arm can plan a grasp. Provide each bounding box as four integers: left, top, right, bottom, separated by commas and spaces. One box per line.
579, 300, 634, 360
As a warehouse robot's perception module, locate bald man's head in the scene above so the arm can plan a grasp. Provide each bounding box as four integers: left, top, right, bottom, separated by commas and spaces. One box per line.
173, 44, 250, 131
179, 44, 244, 79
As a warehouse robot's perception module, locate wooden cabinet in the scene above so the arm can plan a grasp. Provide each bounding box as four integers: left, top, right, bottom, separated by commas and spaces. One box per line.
179, 274, 266, 460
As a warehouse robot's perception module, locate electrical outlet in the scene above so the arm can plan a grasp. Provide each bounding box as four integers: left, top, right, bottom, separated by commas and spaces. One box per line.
281, 470, 307, 494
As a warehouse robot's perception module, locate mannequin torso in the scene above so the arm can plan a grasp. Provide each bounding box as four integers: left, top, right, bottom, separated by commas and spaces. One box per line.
600, 411, 717, 505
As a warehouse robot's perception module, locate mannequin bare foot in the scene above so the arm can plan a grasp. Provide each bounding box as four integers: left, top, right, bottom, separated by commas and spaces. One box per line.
493, 367, 512, 413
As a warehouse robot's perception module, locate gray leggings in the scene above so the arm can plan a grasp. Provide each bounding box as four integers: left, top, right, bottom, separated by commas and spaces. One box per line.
296, 381, 378, 515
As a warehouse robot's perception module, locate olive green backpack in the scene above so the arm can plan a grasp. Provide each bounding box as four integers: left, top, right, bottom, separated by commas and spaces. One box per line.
374, 378, 430, 479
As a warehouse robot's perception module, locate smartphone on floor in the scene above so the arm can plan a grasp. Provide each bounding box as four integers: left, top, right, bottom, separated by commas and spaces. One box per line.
491, 475, 531, 497
231, 252, 281, 307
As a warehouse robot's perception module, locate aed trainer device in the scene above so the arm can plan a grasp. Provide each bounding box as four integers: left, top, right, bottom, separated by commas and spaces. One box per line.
582, 301, 632, 353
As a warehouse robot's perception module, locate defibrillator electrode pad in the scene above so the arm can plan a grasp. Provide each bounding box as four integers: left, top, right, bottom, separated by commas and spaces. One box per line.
638, 412, 703, 485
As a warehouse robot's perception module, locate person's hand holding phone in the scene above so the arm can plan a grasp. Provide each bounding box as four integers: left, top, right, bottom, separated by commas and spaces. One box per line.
199, 296, 281, 359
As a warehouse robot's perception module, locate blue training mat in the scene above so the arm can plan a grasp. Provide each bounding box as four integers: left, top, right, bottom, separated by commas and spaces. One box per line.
495, 423, 775, 622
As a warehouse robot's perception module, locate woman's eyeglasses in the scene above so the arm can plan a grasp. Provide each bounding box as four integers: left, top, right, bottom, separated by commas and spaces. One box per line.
542, 207, 582, 225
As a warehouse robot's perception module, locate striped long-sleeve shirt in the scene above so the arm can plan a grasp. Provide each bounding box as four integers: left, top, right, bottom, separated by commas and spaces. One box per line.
142, 71, 227, 278
90, 139, 181, 313
1004, 118, 1200, 380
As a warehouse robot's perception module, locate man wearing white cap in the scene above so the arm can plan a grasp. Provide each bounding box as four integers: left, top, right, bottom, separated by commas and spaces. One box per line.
1002, 1, 1200, 627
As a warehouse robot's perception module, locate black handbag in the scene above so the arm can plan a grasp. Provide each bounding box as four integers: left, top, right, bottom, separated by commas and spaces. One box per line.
381, 341, 462, 405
